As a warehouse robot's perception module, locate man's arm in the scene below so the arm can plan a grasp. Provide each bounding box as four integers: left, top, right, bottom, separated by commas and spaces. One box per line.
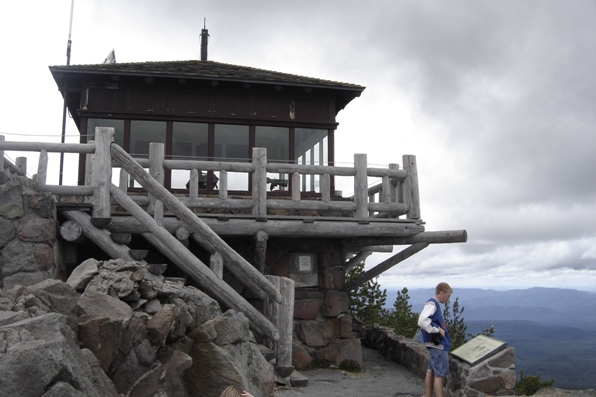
417, 302, 441, 333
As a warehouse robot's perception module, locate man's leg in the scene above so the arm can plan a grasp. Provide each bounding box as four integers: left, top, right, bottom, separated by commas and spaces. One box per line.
433, 376, 444, 397
425, 369, 434, 397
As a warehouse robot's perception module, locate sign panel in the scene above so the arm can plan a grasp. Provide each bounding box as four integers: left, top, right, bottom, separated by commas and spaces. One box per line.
450, 335, 507, 366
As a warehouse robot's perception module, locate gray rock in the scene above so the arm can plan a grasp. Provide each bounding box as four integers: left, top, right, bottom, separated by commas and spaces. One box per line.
16, 217, 56, 243
86, 266, 138, 299
66, 258, 99, 291
146, 304, 176, 346
185, 310, 275, 397
0, 217, 16, 248
144, 298, 162, 315
0, 182, 24, 219
127, 348, 193, 397
0, 313, 118, 397
77, 289, 134, 372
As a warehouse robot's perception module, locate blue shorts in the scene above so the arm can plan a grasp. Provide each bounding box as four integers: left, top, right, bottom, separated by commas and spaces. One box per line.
427, 348, 449, 378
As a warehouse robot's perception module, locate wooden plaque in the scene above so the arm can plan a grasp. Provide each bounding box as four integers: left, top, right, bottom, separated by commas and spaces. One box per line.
450, 335, 507, 366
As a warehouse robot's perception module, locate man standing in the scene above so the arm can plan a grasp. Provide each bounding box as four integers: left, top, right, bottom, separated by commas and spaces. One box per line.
418, 282, 452, 397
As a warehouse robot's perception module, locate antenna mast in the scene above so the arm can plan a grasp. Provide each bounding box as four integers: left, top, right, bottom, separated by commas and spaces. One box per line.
60, 0, 75, 185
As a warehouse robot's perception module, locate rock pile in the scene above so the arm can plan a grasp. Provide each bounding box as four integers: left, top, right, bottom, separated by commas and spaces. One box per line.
0, 258, 275, 397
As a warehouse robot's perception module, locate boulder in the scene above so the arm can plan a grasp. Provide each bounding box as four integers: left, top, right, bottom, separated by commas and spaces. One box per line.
66, 258, 99, 291
0, 313, 118, 397
185, 310, 275, 397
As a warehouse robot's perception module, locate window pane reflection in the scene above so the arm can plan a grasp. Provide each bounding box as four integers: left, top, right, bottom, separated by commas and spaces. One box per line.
255, 126, 289, 163
88, 119, 124, 147
214, 124, 249, 162
130, 121, 166, 157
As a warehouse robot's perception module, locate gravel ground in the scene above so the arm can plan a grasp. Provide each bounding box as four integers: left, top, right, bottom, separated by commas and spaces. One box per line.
275, 347, 425, 397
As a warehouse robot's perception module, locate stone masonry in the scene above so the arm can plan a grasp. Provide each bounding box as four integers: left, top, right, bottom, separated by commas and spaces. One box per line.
268, 239, 363, 370
360, 324, 517, 397
0, 175, 58, 289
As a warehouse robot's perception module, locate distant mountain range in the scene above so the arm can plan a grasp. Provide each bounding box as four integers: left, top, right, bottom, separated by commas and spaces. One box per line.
384, 287, 596, 390
386, 287, 596, 327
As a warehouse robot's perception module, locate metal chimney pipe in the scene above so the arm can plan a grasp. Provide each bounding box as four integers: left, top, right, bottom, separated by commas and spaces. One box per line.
200, 19, 209, 61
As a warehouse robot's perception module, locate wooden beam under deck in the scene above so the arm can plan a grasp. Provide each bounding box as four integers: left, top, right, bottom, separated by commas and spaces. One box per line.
105, 215, 426, 238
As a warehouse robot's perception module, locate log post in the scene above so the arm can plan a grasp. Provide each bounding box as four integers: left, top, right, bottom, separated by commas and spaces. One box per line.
353, 153, 368, 218
252, 148, 267, 216
265, 275, 295, 377
210, 252, 224, 279
291, 172, 300, 201
402, 155, 420, 219
147, 142, 165, 215
218, 170, 228, 199
37, 149, 48, 187
85, 140, 94, 203
119, 168, 129, 192
16, 157, 27, 176
109, 184, 279, 342
389, 163, 400, 203
91, 128, 113, 228
321, 173, 331, 203
189, 169, 199, 199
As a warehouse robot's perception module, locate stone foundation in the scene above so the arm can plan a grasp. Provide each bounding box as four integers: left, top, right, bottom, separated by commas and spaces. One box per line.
0, 176, 58, 289
268, 239, 363, 370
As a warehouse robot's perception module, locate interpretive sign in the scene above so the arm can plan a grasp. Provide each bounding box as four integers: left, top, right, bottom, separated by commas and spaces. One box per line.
450, 335, 507, 366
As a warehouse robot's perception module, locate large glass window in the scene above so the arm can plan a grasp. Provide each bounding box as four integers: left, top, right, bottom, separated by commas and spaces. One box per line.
215, 124, 249, 190
130, 120, 166, 157
172, 122, 209, 189
88, 118, 124, 147
255, 126, 289, 163
214, 124, 249, 162
295, 128, 327, 192
172, 122, 208, 160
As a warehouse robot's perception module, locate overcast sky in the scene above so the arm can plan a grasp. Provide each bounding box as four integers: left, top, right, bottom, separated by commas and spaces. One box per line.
1, 1, 595, 292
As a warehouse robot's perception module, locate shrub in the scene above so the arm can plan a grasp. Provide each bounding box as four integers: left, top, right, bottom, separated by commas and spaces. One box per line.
515, 370, 554, 395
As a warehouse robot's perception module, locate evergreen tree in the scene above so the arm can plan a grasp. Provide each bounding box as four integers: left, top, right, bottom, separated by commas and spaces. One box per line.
390, 287, 419, 338
346, 262, 389, 325
443, 297, 467, 350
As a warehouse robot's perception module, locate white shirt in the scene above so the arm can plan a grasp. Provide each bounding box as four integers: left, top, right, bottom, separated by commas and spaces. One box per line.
417, 300, 441, 333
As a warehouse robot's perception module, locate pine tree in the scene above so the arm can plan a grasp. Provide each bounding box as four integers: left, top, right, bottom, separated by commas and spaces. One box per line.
390, 287, 419, 338
346, 262, 389, 326
443, 297, 467, 350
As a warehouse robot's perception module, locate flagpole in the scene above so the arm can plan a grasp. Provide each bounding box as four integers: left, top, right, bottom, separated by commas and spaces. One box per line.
59, 0, 75, 185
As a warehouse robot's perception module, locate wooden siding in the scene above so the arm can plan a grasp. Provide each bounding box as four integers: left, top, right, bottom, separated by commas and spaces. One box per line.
84, 86, 335, 125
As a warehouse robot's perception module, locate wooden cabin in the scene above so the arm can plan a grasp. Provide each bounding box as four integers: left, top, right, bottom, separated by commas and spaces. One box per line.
0, 41, 466, 379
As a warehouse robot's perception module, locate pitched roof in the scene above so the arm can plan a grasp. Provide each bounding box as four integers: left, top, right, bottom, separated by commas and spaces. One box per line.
49, 60, 365, 92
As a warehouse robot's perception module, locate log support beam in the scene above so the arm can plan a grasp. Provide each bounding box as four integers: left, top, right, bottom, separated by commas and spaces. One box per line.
342, 243, 429, 292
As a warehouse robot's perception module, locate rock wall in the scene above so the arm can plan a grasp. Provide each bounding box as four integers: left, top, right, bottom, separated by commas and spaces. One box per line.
360, 325, 517, 397
1, 259, 276, 397
0, 175, 58, 289
0, 175, 276, 397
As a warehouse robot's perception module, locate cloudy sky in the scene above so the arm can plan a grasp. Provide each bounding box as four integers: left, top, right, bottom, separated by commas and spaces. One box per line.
1, 1, 595, 292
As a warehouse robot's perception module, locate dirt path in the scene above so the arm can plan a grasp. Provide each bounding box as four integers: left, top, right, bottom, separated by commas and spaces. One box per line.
275, 347, 425, 397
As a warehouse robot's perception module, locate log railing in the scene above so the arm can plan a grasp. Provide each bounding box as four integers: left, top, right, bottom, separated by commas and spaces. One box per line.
0, 131, 421, 221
